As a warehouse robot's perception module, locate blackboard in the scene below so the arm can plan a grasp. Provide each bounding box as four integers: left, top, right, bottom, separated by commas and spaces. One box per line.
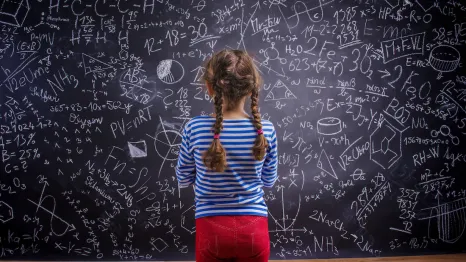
1, 0, 466, 260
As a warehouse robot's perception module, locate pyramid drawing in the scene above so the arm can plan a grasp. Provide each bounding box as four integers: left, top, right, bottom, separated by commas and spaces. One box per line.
317, 149, 338, 179
128, 141, 147, 158
82, 53, 114, 75
264, 80, 297, 101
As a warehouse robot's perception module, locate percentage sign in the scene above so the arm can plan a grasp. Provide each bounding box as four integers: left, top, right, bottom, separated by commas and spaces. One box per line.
27, 133, 36, 145
33, 148, 40, 159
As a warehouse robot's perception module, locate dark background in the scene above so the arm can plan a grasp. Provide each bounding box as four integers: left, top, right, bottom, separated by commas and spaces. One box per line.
0, 0, 466, 260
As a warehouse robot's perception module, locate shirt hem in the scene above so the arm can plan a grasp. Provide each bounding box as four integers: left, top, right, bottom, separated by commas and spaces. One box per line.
195, 212, 268, 219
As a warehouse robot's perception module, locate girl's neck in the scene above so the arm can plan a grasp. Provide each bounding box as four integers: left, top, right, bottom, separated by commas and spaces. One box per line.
210, 97, 250, 119
210, 109, 250, 120
223, 110, 250, 119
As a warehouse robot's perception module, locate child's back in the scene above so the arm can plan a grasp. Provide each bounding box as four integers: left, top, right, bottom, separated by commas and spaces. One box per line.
175, 49, 278, 262
177, 116, 277, 219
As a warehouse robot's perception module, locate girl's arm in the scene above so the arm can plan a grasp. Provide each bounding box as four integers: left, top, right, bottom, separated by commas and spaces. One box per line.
261, 128, 278, 188
175, 125, 196, 188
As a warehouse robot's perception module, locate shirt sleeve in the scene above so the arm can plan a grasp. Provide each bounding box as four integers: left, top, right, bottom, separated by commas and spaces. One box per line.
261, 127, 278, 188
175, 124, 196, 188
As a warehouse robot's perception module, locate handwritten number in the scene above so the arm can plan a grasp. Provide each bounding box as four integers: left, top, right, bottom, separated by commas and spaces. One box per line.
350, 48, 360, 71
388, 65, 403, 89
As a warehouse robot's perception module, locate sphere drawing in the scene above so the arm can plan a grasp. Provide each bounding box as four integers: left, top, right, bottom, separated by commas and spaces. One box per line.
156, 59, 185, 84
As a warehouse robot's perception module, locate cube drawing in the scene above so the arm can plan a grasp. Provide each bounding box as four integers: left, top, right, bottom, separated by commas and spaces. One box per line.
0, 0, 30, 27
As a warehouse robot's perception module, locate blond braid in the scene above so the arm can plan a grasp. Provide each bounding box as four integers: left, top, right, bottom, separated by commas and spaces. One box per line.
203, 82, 227, 172
202, 49, 266, 169
251, 88, 268, 160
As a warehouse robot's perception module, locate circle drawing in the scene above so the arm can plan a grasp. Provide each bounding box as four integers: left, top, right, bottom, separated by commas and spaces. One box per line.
439, 125, 450, 137
157, 59, 185, 84
317, 117, 342, 135
154, 130, 182, 161
259, 42, 287, 65
429, 45, 460, 79
430, 125, 459, 145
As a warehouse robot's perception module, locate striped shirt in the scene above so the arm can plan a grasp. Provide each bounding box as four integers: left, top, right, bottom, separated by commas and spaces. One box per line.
175, 115, 278, 219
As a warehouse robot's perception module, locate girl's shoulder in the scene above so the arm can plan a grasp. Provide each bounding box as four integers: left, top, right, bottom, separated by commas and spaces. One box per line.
261, 119, 275, 132
261, 119, 274, 127
184, 115, 275, 132
185, 115, 215, 126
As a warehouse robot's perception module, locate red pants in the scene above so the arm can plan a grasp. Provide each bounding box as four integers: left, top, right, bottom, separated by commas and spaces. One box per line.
195, 216, 270, 262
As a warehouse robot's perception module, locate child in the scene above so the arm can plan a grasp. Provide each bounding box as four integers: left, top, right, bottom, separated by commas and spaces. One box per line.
176, 49, 278, 262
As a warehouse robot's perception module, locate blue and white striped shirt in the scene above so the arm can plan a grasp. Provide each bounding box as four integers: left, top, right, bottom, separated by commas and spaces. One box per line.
175, 116, 278, 219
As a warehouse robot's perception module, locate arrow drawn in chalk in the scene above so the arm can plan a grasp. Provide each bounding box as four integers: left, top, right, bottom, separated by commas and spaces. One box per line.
378, 69, 391, 78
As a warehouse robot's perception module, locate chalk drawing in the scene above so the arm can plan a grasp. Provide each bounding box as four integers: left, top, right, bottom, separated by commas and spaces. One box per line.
429, 45, 461, 79
157, 59, 185, 84
431, 125, 460, 146
0, 0, 30, 27
370, 116, 407, 170
146, 116, 187, 177
128, 140, 148, 158
317, 149, 338, 179
27, 182, 76, 236
419, 197, 466, 244
259, 42, 287, 65
181, 205, 196, 234
82, 53, 115, 75
150, 237, 169, 252
265, 79, 296, 101
0, 201, 14, 223
317, 117, 342, 136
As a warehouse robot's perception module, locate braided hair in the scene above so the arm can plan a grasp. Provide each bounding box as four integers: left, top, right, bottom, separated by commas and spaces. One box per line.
203, 49, 267, 172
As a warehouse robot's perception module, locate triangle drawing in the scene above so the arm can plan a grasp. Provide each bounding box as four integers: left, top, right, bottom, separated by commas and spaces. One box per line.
190, 66, 205, 83
82, 53, 114, 75
317, 149, 338, 179
264, 80, 297, 101
128, 141, 147, 158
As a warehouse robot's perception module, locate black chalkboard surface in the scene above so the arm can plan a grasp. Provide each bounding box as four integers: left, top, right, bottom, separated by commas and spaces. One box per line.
1, 0, 466, 260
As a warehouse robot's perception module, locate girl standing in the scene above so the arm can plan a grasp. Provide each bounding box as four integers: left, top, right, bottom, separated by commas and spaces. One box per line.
176, 49, 278, 262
